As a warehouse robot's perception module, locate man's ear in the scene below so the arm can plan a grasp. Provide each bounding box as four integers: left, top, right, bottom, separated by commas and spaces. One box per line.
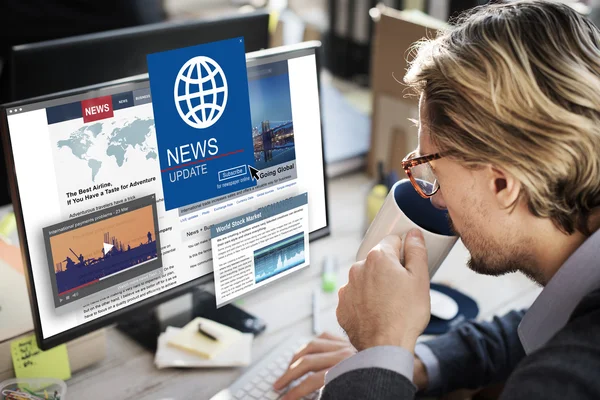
487, 165, 521, 208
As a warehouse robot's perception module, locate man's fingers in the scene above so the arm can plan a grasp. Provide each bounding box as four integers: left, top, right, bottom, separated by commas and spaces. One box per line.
274, 352, 346, 390
403, 229, 429, 277
317, 331, 347, 342
281, 370, 326, 400
288, 338, 350, 366
274, 354, 325, 390
336, 283, 352, 333
373, 235, 403, 261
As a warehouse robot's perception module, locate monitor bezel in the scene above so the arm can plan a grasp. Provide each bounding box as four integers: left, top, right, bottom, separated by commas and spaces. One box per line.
0, 41, 330, 350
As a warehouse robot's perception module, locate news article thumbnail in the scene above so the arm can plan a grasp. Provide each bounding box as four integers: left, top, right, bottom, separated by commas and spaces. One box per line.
43, 195, 162, 307
147, 38, 257, 210
249, 65, 296, 171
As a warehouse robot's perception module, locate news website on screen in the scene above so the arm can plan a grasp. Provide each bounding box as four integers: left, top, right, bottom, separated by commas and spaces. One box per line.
6, 43, 326, 339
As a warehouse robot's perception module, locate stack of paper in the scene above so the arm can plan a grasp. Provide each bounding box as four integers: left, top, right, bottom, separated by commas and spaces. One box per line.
154, 318, 253, 369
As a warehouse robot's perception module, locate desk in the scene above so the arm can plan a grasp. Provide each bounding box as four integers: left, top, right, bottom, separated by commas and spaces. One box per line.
67, 172, 541, 399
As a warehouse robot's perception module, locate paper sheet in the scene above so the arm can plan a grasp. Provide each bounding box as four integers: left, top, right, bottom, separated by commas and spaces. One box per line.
156, 326, 252, 369
166, 317, 243, 359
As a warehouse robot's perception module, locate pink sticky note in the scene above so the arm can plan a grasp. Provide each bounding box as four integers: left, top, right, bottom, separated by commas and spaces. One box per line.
0, 240, 23, 274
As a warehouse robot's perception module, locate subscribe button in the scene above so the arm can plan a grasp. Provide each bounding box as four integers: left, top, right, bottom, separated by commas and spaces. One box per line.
218, 165, 248, 182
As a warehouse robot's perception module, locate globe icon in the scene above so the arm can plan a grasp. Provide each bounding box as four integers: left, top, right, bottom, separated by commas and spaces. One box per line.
174, 56, 228, 129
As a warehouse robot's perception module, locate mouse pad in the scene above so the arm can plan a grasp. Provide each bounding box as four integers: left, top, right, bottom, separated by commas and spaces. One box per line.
424, 283, 479, 335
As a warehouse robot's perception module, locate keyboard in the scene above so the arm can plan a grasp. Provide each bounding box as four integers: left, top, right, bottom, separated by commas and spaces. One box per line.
210, 335, 319, 400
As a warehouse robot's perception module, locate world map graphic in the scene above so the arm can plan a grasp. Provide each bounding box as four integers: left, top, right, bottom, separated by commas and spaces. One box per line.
56, 118, 156, 182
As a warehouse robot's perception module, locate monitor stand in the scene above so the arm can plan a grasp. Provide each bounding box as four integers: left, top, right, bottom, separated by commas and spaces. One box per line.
116, 286, 266, 351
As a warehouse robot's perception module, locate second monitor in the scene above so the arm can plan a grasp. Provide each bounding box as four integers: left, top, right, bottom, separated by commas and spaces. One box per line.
8, 10, 270, 102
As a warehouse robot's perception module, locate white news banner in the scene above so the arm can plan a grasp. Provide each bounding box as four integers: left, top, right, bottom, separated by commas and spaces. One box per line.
210, 193, 309, 307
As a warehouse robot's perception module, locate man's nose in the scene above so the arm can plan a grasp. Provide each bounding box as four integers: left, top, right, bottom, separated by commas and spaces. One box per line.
430, 190, 447, 210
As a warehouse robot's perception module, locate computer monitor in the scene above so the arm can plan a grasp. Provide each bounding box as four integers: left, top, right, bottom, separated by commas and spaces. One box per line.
8, 10, 270, 102
0, 42, 329, 350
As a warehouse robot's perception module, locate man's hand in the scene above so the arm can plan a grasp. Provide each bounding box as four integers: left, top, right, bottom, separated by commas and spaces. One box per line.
273, 332, 356, 400
336, 229, 431, 352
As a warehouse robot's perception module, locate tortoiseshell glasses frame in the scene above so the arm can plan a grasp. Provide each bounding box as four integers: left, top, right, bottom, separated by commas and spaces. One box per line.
401, 150, 443, 198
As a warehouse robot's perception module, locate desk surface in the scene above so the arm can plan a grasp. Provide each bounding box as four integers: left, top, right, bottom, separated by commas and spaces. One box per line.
67, 173, 541, 399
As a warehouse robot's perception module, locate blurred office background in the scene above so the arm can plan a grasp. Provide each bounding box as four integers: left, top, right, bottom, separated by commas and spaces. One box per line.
0, 0, 595, 206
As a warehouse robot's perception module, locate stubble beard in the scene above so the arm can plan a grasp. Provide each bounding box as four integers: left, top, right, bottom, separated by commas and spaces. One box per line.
447, 214, 543, 284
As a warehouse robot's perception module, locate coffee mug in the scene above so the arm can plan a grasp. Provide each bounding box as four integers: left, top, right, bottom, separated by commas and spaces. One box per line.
356, 179, 458, 278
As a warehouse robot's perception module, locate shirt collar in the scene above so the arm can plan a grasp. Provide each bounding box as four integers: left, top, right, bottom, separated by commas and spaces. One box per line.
518, 229, 600, 354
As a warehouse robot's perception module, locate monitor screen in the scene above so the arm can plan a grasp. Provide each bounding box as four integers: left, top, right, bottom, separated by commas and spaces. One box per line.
1, 44, 328, 346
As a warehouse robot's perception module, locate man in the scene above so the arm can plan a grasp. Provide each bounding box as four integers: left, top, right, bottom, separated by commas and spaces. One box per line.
274, 1, 600, 398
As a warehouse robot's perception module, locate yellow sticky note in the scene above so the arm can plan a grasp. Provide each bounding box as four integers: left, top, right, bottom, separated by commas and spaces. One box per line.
11, 335, 71, 381
0, 212, 16, 238
269, 11, 280, 35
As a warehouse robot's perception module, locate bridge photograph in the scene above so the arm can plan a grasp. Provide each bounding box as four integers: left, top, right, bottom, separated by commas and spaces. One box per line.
248, 71, 296, 170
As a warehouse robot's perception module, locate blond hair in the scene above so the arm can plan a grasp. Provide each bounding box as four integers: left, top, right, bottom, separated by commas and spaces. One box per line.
405, 0, 600, 235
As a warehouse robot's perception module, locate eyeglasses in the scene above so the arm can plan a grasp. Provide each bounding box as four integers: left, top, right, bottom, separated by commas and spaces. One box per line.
401, 150, 443, 198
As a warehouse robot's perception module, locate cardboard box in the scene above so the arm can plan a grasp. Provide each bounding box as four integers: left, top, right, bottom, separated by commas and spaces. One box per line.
367, 5, 448, 176
269, 9, 325, 48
